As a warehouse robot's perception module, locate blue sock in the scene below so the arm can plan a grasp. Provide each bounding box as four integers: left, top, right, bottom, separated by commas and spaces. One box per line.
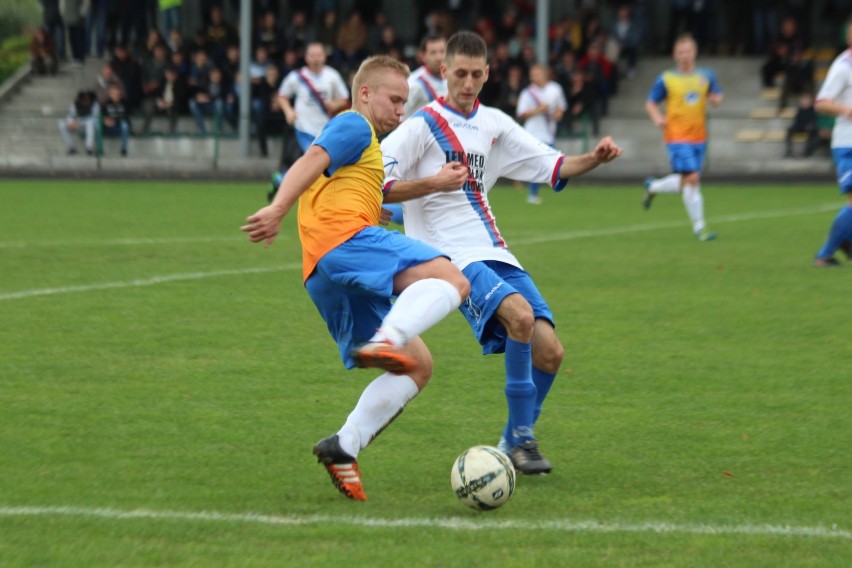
816, 205, 852, 259
532, 367, 557, 424
384, 203, 404, 225
502, 339, 536, 447
528, 183, 539, 199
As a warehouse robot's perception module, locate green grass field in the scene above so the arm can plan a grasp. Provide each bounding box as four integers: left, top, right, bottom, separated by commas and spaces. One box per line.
1, 179, 849, 566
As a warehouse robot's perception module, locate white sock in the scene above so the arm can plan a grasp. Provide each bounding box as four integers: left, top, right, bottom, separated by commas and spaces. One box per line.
682, 183, 706, 233
370, 278, 462, 346
337, 373, 420, 457
649, 173, 681, 194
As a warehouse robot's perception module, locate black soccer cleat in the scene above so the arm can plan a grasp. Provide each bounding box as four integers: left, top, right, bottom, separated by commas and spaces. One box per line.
510, 439, 552, 475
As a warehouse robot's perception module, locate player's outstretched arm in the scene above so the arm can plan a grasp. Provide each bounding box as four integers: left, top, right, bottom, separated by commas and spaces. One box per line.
241, 145, 331, 247
383, 161, 469, 203
558, 136, 622, 179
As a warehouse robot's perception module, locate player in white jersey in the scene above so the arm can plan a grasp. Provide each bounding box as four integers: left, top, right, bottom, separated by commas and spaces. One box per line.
812, 20, 852, 267
516, 64, 567, 204
384, 34, 449, 225
403, 34, 448, 120
278, 42, 350, 152
381, 31, 621, 474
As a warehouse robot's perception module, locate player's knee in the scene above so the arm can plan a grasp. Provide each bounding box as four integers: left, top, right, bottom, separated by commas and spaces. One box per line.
499, 295, 535, 341
538, 342, 564, 373
683, 172, 700, 185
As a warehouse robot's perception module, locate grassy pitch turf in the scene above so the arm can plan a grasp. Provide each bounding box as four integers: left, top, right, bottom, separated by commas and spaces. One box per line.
0, 179, 849, 566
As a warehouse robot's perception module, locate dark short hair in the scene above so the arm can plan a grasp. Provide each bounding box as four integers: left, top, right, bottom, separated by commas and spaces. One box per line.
419, 33, 445, 52
446, 31, 487, 61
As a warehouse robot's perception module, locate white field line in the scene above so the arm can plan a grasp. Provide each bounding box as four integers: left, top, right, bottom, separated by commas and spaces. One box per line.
0, 203, 839, 302
0, 265, 300, 302
509, 203, 839, 246
0, 505, 848, 539
0, 236, 244, 249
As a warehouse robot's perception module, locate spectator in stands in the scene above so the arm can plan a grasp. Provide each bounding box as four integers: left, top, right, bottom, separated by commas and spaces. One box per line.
480, 42, 512, 105
315, 10, 340, 53
255, 10, 284, 62
761, 16, 806, 88
110, 44, 143, 111
40, 0, 65, 61
85, 0, 107, 59
63, 0, 86, 66
190, 66, 230, 134
784, 92, 820, 158
277, 42, 350, 153
30, 26, 58, 75
579, 40, 614, 116
567, 69, 600, 136
142, 29, 167, 61
335, 9, 369, 74
204, 6, 237, 63
373, 25, 405, 58
94, 63, 125, 105
169, 48, 190, 79
611, 4, 641, 79
280, 47, 299, 78
158, 0, 183, 37
249, 46, 271, 84
188, 49, 213, 94
141, 65, 186, 134
120, 0, 148, 50
220, 44, 239, 85
58, 90, 99, 155
495, 64, 526, 117
779, 47, 815, 111
550, 15, 580, 63
251, 65, 282, 157
102, 84, 131, 155
555, 48, 579, 94
141, 43, 170, 102
167, 28, 187, 57
284, 9, 311, 55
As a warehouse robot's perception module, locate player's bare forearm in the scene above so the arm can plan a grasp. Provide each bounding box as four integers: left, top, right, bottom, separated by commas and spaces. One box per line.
815, 99, 852, 119
241, 146, 330, 246
384, 162, 469, 203
645, 100, 665, 128
559, 136, 622, 178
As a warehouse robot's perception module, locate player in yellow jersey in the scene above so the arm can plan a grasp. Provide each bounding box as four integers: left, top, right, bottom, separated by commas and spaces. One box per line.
643, 33, 723, 241
241, 56, 470, 501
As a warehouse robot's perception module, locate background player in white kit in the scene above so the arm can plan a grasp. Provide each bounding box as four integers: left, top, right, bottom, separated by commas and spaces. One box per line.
516, 64, 567, 204
278, 42, 350, 153
381, 31, 622, 474
812, 20, 852, 267
385, 34, 449, 225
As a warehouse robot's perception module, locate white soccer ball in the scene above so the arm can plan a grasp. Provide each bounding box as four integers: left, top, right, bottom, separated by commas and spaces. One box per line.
450, 445, 516, 510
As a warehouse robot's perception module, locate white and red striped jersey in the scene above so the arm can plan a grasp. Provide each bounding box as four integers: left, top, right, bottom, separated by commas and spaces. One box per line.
816, 49, 852, 148
381, 98, 567, 270
278, 65, 349, 137
516, 81, 567, 144
403, 66, 447, 120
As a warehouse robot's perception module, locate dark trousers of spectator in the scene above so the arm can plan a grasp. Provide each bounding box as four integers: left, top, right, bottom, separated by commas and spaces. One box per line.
103, 120, 131, 153
85, 0, 107, 57
190, 99, 225, 134
44, 16, 65, 59
121, 0, 148, 48
785, 127, 818, 157
67, 24, 86, 63
31, 55, 58, 75
252, 98, 270, 156
278, 122, 302, 172
141, 98, 179, 134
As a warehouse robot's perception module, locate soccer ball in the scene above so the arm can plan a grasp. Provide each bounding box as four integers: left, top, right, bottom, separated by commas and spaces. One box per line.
450, 445, 515, 510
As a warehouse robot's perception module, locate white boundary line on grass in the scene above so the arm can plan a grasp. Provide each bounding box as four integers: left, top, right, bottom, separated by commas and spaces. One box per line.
509, 203, 839, 246
0, 203, 839, 302
0, 236, 243, 249
0, 266, 299, 302
0, 505, 848, 539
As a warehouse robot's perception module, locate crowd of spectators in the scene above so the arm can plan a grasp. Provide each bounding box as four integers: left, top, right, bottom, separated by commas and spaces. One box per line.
36, 1, 836, 161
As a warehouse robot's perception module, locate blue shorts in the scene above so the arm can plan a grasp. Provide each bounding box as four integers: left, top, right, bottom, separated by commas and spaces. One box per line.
459, 260, 554, 355
304, 226, 446, 369
832, 148, 852, 194
666, 142, 706, 173
295, 129, 316, 153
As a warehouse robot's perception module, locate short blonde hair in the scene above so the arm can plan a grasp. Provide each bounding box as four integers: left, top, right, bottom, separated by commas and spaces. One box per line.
351, 55, 410, 98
